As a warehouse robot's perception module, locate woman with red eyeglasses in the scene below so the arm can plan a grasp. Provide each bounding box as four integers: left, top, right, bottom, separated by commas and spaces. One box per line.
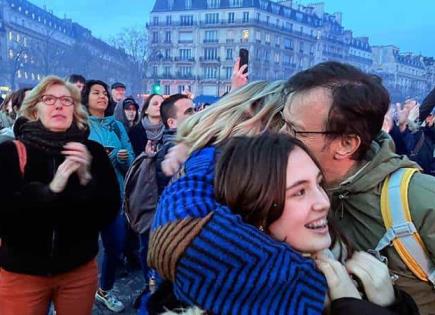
0, 76, 120, 315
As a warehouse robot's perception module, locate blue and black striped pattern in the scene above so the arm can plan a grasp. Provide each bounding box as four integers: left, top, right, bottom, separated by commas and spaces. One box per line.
151, 146, 327, 315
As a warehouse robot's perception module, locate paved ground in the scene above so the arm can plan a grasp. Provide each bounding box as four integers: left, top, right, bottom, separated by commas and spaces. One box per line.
48, 266, 144, 315
92, 267, 144, 315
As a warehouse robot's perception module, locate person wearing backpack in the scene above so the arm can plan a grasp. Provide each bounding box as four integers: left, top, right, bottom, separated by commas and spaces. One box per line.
82, 80, 134, 313
124, 94, 194, 313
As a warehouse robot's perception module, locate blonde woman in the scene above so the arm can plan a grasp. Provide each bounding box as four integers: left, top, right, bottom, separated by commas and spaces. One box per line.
0, 76, 120, 315
147, 81, 329, 315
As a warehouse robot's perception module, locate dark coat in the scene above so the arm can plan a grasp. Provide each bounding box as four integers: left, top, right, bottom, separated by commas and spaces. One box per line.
0, 140, 120, 276
129, 123, 148, 157
155, 129, 176, 195
390, 125, 435, 176
330, 288, 419, 315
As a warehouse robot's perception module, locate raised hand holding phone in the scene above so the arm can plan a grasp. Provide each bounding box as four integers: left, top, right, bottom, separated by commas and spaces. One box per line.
239, 48, 249, 74
231, 55, 249, 91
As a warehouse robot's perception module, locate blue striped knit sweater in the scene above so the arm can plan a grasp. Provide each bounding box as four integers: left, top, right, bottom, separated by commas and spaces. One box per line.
149, 146, 327, 315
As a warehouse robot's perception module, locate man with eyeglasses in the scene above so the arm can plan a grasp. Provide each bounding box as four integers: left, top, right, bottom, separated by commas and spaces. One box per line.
281, 61, 435, 314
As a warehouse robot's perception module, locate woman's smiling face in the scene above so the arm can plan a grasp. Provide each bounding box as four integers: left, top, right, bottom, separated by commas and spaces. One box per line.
269, 146, 331, 254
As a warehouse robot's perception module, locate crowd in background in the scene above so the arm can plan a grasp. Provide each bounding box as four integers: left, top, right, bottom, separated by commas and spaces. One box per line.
0, 59, 433, 315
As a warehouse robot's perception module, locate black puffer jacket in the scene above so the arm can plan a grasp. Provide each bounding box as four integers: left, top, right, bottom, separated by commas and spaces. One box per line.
0, 140, 120, 276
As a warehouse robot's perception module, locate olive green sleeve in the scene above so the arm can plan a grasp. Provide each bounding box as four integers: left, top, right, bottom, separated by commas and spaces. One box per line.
408, 173, 435, 265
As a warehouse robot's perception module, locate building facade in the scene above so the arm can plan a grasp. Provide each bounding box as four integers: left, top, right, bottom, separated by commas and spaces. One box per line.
372, 45, 427, 101
147, 0, 329, 96
146, 0, 381, 97
147, 0, 434, 101
0, 0, 133, 91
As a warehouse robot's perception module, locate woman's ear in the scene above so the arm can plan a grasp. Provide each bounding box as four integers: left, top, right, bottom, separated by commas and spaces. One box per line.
334, 134, 361, 160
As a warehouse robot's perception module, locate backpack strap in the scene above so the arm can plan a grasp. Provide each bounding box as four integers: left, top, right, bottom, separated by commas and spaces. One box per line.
410, 132, 425, 157
13, 140, 27, 176
373, 168, 435, 287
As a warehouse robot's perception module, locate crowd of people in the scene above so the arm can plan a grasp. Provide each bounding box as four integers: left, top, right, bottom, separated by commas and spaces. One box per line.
0, 59, 433, 315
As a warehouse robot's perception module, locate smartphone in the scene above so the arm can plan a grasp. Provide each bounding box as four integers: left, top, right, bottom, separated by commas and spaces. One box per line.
239, 48, 249, 74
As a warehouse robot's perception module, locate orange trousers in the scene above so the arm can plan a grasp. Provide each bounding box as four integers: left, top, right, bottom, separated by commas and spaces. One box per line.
0, 259, 98, 315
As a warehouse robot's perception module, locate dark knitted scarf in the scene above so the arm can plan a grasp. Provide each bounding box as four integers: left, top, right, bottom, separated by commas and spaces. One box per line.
14, 117, 89, 156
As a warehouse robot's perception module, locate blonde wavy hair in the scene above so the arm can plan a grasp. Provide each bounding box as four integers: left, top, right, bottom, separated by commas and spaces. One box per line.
178, 80, 288, 153
19, 75, 88, 130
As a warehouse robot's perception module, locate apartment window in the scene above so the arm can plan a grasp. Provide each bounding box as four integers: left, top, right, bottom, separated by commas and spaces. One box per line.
204, 67, 217, 79
243, 12, 249, 22
178, 85, 184, 94
207, 0, 220, 8
274, 53, 280, 63
205, 30, 218, 42
153, 16, 159, 25
205, 13, 219, 24
256, 13, 260, 21
265, 33, 270, 43
226, 48, 233, 60
230, 0, 242, 7
164, 66, 171, 76
152, 32, 159, 43
275, 36, 280, 46
225, 66, 232, 79
166, 16, 172, 25
180, 66, 192, 77
255, 31, 261, 42
242, 30, 249, 42
164, 85, 170, 95
164, 48, 171, 58
185, 0, 192, 9
179, 49, 192, 60
284, 38, 293, 49
228, 12, 235, 23
165, 31, 171, 43
283, 54, 291, 64
266, 16, 270, 25
180, 15, 194, 26
8, 31, 13, 41
152, 66, 158, 76
204, 48, 218, 60
8, 49, 14, 59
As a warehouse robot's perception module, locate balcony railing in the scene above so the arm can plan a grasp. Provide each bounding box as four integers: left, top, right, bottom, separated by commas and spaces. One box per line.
175, 72, 196, 80
199, 57, 221, 63
147, 22, 197, 28
203, 39, 219, 44
174, 57, 196, 62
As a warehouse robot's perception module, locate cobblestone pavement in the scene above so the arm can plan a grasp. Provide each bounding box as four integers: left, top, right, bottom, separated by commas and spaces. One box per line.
92, 268, 145, 315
